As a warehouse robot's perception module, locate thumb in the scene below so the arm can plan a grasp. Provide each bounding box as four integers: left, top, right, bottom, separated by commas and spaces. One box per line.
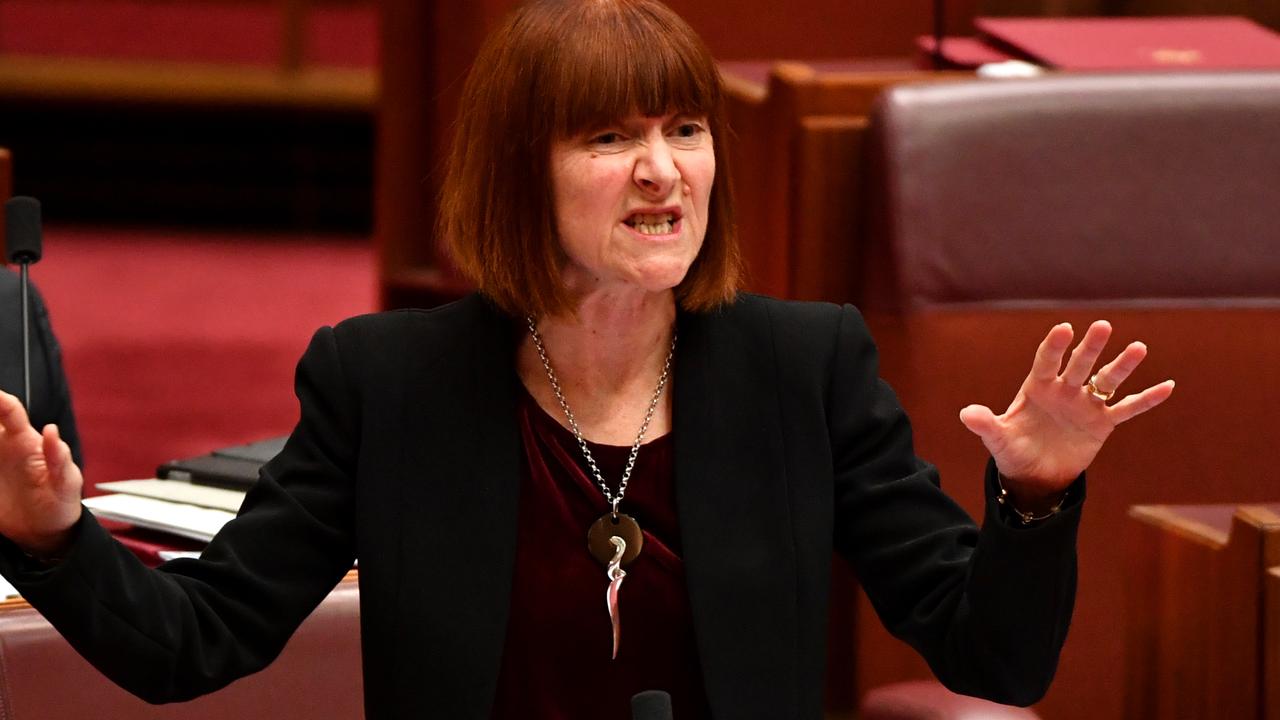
958, 404, 1000, 441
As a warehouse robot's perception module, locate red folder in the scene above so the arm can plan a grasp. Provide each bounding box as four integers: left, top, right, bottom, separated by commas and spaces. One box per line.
976, 16, 1280, 70
110, 525, 206, 568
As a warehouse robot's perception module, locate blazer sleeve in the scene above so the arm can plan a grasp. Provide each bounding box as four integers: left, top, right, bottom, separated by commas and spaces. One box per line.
827, 304, 1082, 707
0, 325, 359, 704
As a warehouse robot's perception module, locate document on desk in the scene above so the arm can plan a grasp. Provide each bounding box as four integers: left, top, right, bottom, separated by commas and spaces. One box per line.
96, 479, 247, 513
83, 494, 236, 543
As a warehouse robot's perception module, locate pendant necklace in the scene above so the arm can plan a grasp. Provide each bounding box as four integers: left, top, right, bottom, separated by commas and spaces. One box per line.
526, 316, 676, 659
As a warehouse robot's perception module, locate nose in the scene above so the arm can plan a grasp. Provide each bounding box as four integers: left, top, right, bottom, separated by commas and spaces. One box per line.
633, 136, 680, 197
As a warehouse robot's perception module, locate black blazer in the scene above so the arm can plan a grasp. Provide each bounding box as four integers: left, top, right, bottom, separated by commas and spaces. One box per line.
0, 293, 1081, 719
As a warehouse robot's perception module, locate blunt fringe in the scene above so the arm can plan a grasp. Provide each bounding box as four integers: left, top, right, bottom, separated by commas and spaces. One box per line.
439, 0, 741, 317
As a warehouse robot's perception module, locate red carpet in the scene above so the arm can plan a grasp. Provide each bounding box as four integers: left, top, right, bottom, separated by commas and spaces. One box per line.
31, 225, 376, 490
0, 0, 377, 68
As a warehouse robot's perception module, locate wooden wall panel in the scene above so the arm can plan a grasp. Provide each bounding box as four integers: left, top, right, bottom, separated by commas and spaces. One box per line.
720, 64, 967, 301
1268, 566, 1280, 720
375, 0, 508, 307
859, 310, 1280, 720
791, 116, 867, 302
1125, 504, 1280, 720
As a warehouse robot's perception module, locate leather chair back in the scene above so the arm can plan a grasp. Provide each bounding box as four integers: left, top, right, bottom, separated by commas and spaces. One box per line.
860, 72, 1280, 312
853, 72, 1280, 720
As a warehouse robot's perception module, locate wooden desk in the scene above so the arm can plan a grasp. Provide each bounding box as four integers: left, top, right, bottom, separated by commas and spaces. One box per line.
1126, 503, 1280, 720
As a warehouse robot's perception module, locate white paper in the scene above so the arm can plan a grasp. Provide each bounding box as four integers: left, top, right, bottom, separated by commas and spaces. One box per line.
83, 494, 235, 543
96, 479, 247, 513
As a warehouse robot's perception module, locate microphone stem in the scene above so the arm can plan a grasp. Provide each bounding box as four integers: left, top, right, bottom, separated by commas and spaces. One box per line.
19, 262, 31, 410
933, 0, 946, 70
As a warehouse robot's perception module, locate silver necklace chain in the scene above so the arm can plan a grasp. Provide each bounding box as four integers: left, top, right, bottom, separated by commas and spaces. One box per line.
526, 316, 676, 515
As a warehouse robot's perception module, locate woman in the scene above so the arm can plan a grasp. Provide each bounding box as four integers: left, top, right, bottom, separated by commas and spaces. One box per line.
0, 1, 1174, 718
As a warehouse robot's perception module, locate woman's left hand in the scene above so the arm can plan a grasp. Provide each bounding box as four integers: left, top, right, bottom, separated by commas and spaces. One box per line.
958, 320, 1175, 506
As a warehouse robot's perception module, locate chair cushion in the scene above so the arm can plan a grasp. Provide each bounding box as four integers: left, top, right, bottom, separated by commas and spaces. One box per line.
861, 680, 1041, 720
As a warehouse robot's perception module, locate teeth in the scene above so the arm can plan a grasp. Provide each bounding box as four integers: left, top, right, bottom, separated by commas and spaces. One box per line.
623, 212, 677, 235
629, 212, 675, 226
634, 221, 674, 235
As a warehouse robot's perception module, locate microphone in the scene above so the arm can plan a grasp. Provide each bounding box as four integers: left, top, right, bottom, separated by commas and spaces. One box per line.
631, 690, 673, 720
5, 197, 42, 265
5, 196, 43, 410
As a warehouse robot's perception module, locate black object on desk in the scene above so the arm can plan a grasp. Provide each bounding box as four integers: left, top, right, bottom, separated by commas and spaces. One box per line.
158, 436, 287, 490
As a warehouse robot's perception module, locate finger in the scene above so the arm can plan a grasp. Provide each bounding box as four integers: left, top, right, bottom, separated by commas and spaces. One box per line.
1109, 380, 1175, 424
1091, 341, 1148, 396
42, 425, 68, 481
0, 390, 33, 435
959, 404, 1001, 443
1030, 323, 1074, 382
1061, 320, 1113, 386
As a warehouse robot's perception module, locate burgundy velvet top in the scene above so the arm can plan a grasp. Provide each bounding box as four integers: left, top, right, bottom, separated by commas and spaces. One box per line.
488, 386, 712, 719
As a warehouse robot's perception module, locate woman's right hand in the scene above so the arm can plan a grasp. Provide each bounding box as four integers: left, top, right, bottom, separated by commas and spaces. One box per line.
0, 390, 83, 558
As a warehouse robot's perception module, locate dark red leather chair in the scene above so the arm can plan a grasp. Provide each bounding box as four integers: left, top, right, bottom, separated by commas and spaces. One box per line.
854, 72, 1280, 720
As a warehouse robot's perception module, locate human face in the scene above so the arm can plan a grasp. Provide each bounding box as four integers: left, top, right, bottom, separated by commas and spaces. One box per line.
549, 112, 715, 299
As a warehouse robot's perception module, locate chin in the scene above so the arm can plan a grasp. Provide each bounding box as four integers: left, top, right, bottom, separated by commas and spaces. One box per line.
627, 260, 695, 293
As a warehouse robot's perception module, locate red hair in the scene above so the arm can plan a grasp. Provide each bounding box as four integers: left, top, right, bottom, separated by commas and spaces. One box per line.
439, 0, 741, 317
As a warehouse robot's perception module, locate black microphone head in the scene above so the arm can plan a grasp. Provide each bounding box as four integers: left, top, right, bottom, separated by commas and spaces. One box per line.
5, 196, 42, 265
631, 690, 673, 720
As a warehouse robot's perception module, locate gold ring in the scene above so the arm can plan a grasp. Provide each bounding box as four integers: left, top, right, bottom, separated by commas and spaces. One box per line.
1085, 374, 1115, 402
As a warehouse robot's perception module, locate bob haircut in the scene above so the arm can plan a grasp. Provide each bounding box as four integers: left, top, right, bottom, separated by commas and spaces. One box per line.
439, 0, 741, 318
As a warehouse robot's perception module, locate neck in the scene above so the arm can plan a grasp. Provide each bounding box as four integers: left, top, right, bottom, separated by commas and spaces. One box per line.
518, 288, 677, 444
536, 288, 675, 391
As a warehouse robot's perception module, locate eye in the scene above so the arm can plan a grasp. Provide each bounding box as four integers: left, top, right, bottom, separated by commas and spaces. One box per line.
673, 122, 705, 138
668, 120, 709, 146
589, 131, 624, 145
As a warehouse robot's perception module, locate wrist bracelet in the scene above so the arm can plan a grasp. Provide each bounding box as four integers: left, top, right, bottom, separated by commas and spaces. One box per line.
995, 473, 1066, 526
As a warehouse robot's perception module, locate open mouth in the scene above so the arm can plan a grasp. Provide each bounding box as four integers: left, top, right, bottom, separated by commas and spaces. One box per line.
622, 211, 680, 236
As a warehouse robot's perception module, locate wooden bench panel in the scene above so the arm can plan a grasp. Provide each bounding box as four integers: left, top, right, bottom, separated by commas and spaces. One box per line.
1126, 504, 1280, 720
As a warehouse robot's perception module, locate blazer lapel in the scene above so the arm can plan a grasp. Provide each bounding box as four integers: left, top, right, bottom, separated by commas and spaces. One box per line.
675, 305, 800, 718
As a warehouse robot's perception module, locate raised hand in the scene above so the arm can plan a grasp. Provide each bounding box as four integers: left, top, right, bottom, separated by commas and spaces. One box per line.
958, 321, 1175, 506
0, 390, 84, 557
